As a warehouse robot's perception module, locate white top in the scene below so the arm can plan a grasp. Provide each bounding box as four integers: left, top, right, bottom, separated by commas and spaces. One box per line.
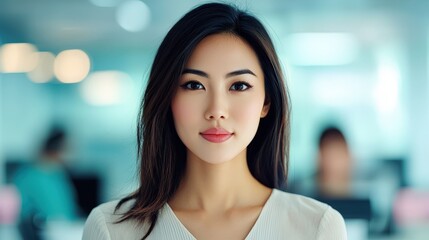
82, 189, 347, 239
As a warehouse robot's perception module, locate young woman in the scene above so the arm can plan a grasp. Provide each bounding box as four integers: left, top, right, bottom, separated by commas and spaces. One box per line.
83, 3, 347, 239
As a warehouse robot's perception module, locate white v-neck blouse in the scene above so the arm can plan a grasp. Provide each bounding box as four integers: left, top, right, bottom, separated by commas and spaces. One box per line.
82, 189, 347, 240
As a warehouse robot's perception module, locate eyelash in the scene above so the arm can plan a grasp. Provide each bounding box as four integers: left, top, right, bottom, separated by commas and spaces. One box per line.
180, 81, 204, 90
230, 81, 253, 91
180, 81, 253, 91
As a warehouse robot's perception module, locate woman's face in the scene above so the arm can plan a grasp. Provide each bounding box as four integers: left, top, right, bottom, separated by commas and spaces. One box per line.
171, 33, 269, 165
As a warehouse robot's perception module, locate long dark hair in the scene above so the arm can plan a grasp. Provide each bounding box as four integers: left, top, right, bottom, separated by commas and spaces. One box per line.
116, 2, 290, 239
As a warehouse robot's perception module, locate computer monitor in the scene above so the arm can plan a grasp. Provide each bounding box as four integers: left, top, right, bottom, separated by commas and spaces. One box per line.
317, 197, 371, 240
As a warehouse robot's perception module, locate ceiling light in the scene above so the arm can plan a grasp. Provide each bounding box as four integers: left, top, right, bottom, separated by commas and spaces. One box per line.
285, 33, 359, 66
116, 0, 150, 32
27, 52, 56, 83
80, 71, 130, 105
54, 49, 90, 83
0, 43, 38, 73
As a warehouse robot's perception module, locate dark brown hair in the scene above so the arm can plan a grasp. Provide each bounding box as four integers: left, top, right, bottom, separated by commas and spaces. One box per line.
116, 2, 290, 239
318, 126, 348, 148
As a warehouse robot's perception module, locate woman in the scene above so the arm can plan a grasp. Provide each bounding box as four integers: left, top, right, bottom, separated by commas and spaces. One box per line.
83, 3, 347, 239
317, 126, 353, 197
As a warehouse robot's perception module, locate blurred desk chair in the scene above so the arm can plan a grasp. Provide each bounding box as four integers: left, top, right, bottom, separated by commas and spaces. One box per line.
69, 174, 101, 217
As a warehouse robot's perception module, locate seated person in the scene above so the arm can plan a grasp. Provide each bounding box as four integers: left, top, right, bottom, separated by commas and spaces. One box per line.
12, 127, 80, 239
288, 125, 353, 198
317, 126, 353, 197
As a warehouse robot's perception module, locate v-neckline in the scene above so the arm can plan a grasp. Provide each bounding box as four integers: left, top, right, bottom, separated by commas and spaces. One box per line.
164, 189, 277, 239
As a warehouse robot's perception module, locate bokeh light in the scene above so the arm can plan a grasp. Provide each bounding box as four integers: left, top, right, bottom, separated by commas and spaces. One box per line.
54, 49, 90, 84
285, 33, 359, 66
89, 0, 122, 7
116, 0, 150, 32
80, 71, 130, 105
27, 52, 56, 83
0, 43, 38, 73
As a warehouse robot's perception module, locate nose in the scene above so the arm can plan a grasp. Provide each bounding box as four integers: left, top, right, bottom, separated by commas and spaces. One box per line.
204, 92, 228, 120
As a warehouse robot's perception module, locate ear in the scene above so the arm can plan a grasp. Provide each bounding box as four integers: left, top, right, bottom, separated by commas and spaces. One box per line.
260, 102, 270, 118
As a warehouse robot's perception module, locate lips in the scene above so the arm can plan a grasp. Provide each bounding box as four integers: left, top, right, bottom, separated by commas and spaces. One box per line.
200, 128, 233, 143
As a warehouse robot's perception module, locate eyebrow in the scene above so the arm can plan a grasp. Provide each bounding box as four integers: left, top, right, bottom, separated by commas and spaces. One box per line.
182, 68, 257, 78
182, 69, 208, 78
226, 69, 257, 78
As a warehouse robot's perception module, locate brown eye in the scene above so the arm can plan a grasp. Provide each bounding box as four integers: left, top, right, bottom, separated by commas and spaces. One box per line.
230, 81, 252, 91
181, 81, 205, 90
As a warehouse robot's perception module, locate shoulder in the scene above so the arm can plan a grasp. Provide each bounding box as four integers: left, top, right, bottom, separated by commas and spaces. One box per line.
82, 200, 148, 240
271, 189, 329, 215
11, 165, 41, 188
89, 200, 129, 221
266, 189, 347, 239
12, 165, 36, 178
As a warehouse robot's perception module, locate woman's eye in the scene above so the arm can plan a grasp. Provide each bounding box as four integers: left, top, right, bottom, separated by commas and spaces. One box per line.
230, 81, 252, 91
181, 81, 205, 90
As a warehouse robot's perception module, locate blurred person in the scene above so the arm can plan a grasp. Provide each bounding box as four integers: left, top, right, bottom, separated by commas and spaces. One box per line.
288, 125, 354, 198
12, 127, 80, 240
0, 185, 21, 240
317, 126, 353, 197
0, 185, 20, 225
289, 125, 406, 237
83, 3, 346, 240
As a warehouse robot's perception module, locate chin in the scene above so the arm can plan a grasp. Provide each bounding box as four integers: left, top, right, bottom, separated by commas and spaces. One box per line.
194, 152, 243, 165
200, 158, 232, 165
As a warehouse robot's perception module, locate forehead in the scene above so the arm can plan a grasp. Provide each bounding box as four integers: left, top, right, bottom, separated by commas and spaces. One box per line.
185, 33, 262, 75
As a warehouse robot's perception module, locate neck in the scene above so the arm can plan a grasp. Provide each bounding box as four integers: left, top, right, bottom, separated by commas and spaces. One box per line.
170, 150, 270, 213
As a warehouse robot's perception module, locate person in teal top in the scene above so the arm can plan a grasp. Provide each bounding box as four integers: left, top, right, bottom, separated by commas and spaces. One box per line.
13, 160, 78, 221
12, 127, 79, 239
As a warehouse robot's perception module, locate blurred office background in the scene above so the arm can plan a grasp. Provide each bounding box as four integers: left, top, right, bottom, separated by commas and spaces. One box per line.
0, 0, 428, 239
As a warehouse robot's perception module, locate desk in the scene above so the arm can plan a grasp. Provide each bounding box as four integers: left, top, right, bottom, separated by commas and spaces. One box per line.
370, 223, 429, 240
42, 220, 85, 240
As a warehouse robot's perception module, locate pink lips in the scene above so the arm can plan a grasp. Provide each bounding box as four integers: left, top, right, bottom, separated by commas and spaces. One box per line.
200, 128, 233, 143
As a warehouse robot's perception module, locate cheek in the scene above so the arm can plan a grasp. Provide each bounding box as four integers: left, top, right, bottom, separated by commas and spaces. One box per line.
237, 93, 265, 116
232, 97, 265, 127
171, 94, 199, 128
